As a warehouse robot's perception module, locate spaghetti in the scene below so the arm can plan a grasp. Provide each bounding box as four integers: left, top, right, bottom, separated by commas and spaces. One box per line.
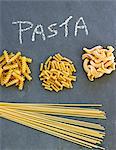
0, 102, 106, 149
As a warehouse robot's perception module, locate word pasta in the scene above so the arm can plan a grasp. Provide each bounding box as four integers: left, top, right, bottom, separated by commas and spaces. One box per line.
12, 16, 88, 44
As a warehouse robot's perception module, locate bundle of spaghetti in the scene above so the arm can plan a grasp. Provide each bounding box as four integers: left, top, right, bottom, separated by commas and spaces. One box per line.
39, 53, 76, 92
0, 50, 32, 90
0, 102, 106, 119
0, 102, 106, 149
82, 46, 116, 81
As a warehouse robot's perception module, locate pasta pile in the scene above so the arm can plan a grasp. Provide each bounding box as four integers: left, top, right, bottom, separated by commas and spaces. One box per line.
39, 53, 76, 92
82, 46, 116, 81
0, 50, 32, 90
0, 102, 106, 149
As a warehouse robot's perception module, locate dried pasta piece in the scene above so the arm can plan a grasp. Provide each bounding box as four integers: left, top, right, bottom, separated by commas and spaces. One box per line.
26, 64, 31, 74
45, 56, 52, 65
0, 68, 3, 78
0, 55, 5, 62
39, 53, 76, 92
3, 50, 9, 63
18, 80, 24, 90
23, 72, 32, 81
40, 63, 44, 72
3, 70, 13, 85
3, 64, 18, 70
12, 72, 24, 82
6, 79, 19, 87
82, 46, 116, 81
44, 86, 53, 91
21, 57, 27, 74
26, 57, 32, 63
8, 52, 21, 63
0, 50, 32, 90
0, 60, 6, 68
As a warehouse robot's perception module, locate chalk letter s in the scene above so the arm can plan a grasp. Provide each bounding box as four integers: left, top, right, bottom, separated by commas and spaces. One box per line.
47, 23, 58, 38
12, 21, 33, 44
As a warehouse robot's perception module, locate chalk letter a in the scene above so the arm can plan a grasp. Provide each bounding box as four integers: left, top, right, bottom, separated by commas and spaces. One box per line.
75, 17, 88, 36
32, 24, 46, 42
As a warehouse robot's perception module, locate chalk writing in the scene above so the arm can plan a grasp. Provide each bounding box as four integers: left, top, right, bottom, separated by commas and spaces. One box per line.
32, 24, 46, 42
12, 16, 89, 44
12, 21, 33, 44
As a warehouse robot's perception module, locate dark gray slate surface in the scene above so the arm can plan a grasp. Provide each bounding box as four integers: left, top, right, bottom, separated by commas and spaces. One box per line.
0, 0, 116, 150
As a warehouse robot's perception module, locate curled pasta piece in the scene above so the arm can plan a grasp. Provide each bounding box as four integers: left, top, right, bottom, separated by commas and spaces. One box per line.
83, 46, 102, 54
90, 60, 102, 68
83, 59, 90, 73
82, 46, 116, 81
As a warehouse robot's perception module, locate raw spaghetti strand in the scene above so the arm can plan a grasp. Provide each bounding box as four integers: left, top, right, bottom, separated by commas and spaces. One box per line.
0, 102, 106, 150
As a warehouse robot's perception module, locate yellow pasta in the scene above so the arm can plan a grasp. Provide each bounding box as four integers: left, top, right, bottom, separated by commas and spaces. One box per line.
3, 50, 9, 63
18, 80, 24, 90
0, 50, 32, 90
3, 70, 13, 85
12, 72, 24, 81
0, 102, 106, 150
40, 63, 44, 71
0, 55, 5, 62
0, 68, 3, 78
45, 56, 52, 65
26, 57, 32, 63
0, 59, 6, 68
26, 64, 31, 74
14, 69, 21, 75
8, 52, 21, 63
23, 72, 32, 81
82, 46, 116, 81
3, 63, 18, 70
21, 57, 27, 74
6, 79, 19, 87
39, 53, 76, 92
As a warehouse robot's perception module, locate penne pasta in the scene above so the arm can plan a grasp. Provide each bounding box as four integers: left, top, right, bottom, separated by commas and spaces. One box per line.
39, 53, 76, 92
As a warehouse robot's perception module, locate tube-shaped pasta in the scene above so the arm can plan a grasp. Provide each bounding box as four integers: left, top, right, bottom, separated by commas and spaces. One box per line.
39, 53, 76, 92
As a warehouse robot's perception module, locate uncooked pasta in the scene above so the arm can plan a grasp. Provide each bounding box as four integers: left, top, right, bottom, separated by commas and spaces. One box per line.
0, 102, 106, 150
0, 50, 32, 90
39, 53, 76, 92
82, 46, 116, 81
